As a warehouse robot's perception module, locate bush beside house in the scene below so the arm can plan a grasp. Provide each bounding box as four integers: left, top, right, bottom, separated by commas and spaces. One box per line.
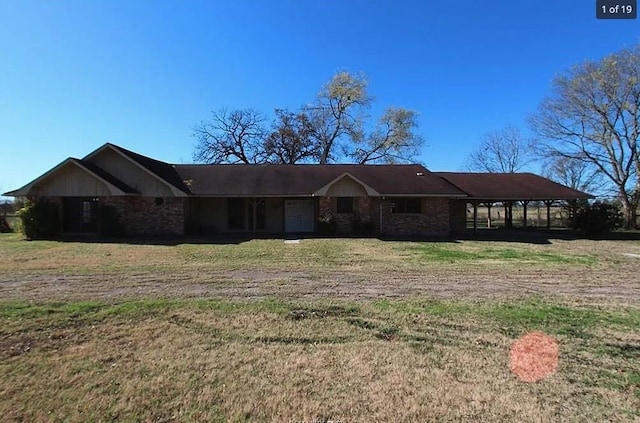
18, 200, 60, 240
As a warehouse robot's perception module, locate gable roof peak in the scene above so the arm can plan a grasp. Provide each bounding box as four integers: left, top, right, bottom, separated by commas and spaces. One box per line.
84, 143, 190, 195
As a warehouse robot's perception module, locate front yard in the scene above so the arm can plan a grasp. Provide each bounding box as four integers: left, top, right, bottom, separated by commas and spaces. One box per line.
1, 234, 639, 421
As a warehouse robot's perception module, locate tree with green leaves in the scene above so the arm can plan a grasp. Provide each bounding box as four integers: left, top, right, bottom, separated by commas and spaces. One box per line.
530, 44, 640, 228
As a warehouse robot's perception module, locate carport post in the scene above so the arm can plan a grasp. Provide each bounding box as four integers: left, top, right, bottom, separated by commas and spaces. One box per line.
503, 202, 508, 228
472, 201, 478, 232
522, 200, 529, 228
484, 202, 493, 228
544, 200, 554, 231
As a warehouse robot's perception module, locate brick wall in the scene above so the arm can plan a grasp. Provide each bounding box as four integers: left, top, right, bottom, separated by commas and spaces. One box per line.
449, 200, 468, 232
318, 196, 376, 235
317, 196, 450, 236
103, 196, 185, 236
381, 197, 450, 236
319, 197, 332, 217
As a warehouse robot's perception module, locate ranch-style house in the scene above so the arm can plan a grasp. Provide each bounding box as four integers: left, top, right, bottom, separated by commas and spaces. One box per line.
4, 143, 592, 237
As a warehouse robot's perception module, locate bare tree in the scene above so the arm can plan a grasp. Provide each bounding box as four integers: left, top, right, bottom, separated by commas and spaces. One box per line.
192, 71, 425, 166
350, 107, 424, 164
543, 156, 604, 225
265, 109, 316, 164
529, 44, 640, 228
543, 156, 603, 194
465, 126, 533, 172
193, 109, 268, 164
306, 71, 371, 164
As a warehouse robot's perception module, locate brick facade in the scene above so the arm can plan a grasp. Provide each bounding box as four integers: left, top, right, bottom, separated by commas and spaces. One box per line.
45, 194, 450, 237
103, 196, 185, 236
449, 200, 468, 232
319, 196, 377, 235
318, 196, 450, 236
381, 197, 450, 237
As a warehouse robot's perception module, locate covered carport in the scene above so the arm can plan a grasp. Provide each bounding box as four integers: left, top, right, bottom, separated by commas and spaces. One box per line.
435, 173, 594, 231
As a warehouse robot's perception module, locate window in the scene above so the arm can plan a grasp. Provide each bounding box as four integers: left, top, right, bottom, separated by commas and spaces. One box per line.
228, 198, 245, 230
82, 201, 93, 223
336, 197, 354, 214
247, 198, 266, 230
228, 198, 266, 231
391, 198, 421, 214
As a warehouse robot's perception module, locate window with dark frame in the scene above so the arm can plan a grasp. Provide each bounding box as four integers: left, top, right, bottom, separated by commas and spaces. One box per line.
391, 198, 422, 214
82, 201, 93, 223
336, 197, 354, 214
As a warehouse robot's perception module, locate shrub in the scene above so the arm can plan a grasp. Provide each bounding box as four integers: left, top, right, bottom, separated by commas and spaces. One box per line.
574, 201, 623, 237
317, 213, 337, 236
18, 199, 60, 239
352, 215, 375, 236
0, 216, 11, 233
98, 205, 126, 237
361, 220, 375, 236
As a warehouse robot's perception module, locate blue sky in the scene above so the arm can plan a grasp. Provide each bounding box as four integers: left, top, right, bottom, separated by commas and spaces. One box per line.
1, 0, 638, 198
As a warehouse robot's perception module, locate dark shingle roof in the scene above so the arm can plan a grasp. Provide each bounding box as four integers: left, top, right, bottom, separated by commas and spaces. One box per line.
175, 164, 467, 196
76, 159, 138, 194
108, 144, 191, 193
434, 172, 593, 200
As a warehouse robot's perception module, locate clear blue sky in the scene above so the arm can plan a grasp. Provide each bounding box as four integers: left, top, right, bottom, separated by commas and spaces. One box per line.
1, 0, 638, 198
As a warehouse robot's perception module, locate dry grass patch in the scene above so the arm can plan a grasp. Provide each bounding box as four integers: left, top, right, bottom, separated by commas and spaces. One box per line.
0, 235, 604, 278
1, 298, 638, 422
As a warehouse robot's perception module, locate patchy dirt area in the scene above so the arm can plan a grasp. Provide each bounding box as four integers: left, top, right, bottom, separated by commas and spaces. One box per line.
1, 235, 639, 306
1, 262, 639, 306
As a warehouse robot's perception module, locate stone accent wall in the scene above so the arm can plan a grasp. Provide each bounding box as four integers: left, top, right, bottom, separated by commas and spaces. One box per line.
103, 196, 185, 236
449, 200, 468, 232
382, 197, 450, 237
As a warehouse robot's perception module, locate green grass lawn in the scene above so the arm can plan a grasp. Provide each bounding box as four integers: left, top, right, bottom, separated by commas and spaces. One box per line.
0, 298, 638, 422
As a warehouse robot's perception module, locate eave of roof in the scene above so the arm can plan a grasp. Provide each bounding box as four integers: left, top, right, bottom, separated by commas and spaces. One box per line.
434, 172, 594, 201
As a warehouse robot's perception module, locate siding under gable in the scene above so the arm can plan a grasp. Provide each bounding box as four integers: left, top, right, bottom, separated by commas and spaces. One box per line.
30, 162, 112, 197
326, 176, 368, 197
87, 147, 175, 197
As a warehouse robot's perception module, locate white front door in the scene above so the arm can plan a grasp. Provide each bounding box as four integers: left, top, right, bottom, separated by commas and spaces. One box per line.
284, 199, 314, 233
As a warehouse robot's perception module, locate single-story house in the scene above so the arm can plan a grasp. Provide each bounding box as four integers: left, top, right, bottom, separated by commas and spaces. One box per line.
3, 143, 593, 236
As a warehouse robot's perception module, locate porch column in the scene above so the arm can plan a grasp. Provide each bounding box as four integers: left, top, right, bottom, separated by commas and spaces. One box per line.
507, 201, 513, 229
